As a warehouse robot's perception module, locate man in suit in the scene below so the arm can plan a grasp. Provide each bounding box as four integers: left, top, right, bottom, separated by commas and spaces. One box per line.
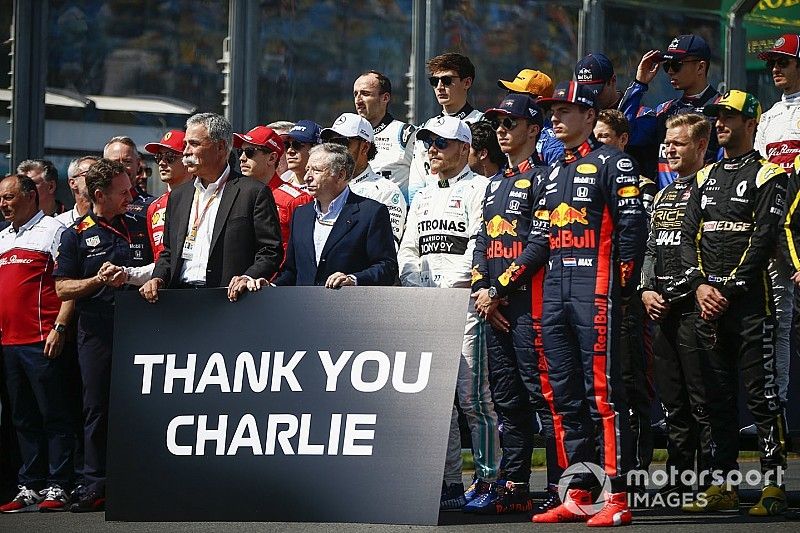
139, 112, 283, 303
262, 143, 397, 287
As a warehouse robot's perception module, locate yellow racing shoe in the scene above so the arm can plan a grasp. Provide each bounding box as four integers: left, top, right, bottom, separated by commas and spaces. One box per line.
682, 484, 739, 513
748, 485, 787, 517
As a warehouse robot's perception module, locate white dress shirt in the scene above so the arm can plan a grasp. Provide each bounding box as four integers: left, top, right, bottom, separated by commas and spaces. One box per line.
180, 165, 230, 284
313, 186, 349, 265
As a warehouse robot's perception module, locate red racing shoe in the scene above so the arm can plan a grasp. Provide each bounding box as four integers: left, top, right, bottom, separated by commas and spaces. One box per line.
532, 488, 593, 523
586, 492, 632, 527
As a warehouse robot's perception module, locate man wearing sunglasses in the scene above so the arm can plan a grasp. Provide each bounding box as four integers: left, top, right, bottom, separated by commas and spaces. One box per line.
397, 115, 500, 514
408, 53, 483, 205
532, 81, 646, 527
755, 35, 800, 415
280, 120, 321, 190
678, 91, 788, 516
471, 94, 562, 516
142, 130, 190, 260
621, 34, 720, 188
320, 113, 407, 246
234, 125, 311, 258
497, 68, 564, 165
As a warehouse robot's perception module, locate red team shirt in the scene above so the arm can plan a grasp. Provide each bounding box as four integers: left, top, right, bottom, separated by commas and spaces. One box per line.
147, 191, 170, 260
0, 212, 64, 346
267, 173, 312, 255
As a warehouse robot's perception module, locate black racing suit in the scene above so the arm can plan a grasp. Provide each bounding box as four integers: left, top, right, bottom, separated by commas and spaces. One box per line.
618, 175, 657, 472
676, 150, 788, 478
641, 175, 713, 477
472, 154, 560, 486
531, 136, 647, 491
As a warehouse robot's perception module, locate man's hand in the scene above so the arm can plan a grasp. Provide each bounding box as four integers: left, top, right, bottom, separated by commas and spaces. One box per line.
227, 275, 252, 301
140, 277, 164, 303
641, 290, 670, 321
486, 307, 510, 333
98, 262, 127, 287
636, 50, 663, 85
471, 288, 509, 331
43, 328, 65, 359
792, 271, 800, 286
247, 277, 270, 291
695, 284, 728, 320
325, 272, 355, 289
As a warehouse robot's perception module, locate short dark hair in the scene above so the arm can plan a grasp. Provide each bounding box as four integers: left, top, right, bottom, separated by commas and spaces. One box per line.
85, 158, 127, 202
470, 121, 505, 168
1, 173, 39, 207
597, 109, 630, 137
362, 70, 392, 95
17, 159, 58, 183
427, 53, 476, 81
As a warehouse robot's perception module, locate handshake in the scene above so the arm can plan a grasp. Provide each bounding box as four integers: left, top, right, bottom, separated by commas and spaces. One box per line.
97, 261, 129, 288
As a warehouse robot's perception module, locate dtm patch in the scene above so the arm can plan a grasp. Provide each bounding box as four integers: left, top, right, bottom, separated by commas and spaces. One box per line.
418, 234, 468, 256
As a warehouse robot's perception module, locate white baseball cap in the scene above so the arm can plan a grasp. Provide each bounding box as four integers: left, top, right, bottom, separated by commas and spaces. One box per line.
417, 115, 472, 144
320, 113, 374, 143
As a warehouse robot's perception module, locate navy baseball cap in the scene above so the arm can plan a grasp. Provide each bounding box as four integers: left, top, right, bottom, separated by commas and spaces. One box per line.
537, 81, 598, 110
575, 53, 614, 86
284, 120, 321, 144
484, 94, 544, 127
662, 34, 712, 61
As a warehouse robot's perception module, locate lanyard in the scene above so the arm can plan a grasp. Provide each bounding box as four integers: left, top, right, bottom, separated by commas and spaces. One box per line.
190, 177, 227, 236
97, 217, 131, 243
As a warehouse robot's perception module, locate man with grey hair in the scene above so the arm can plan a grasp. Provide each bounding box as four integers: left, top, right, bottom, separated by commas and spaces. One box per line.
56, 156, 97, 227
17, 159, 64, 216
266, 143, 397, 287
140, 112, 283, 303
267, 120, 295, 176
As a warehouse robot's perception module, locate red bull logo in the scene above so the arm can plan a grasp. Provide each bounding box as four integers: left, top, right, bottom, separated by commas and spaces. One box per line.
471, 265, 483, 284
550, 229, 596, 250
486, 215, 518, 238
498, 262, 524, 286
549, 203, 588, 227
487, 240, 523, 259
534, 208, 549, 221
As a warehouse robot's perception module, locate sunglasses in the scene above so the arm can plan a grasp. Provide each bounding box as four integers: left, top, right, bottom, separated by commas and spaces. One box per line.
766, 57, 793, 70
283, 140, 308, 151
154, 152, 181, 164
428, 75, 461, 87
421, 136, 451, 150
489, 117, 519, 131
662, 59, 701, 73
237, 146, 270, 159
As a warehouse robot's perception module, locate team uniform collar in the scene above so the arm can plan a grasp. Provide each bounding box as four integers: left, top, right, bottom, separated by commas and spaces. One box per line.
504, 153, 544, 177
373, 113, 394, 134
438, 166, 471, 188
440, 102, 475, 121
561, 135, 602, 164
681, 85, 715, 104
783, 90, 800, 104
351, 165, 375, 186
8, 210, 45, 234
720, 149, 759, 171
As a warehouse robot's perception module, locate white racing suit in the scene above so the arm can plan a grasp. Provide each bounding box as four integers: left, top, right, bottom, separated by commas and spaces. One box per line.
398, 165, 500, 483
349, 165, 408, 248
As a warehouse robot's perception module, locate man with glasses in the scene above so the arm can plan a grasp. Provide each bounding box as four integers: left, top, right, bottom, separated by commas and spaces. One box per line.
408, 53, 483, 204
678, 91, 788, 515
56, 156, 97, 227
755, 34, 800, 411
103, 137, 155, 216
496, 68, 564, 165
397, 115, 500, 513
471, 94, 559, 515
621, 34, 720, 188
280, 120, 321, 190
320, 113, 407, 246
234, 125, 311, 257
353, 71, 416, 200
143, 130, 191, 260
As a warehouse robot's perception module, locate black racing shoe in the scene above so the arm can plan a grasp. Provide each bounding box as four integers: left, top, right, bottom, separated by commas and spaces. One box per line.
531, 488, 561, 516
474, 481, 533, 515
69, 490, 105, 513
440, 482, 466, 511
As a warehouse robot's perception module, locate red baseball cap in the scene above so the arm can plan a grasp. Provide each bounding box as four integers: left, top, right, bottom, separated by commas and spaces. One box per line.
144, 130, 185, 154
758, 34, 800, 60
233, 126, 285, 158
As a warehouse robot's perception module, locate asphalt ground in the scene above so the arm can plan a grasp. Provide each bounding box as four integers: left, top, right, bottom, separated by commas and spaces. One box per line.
3, 459, 800, 532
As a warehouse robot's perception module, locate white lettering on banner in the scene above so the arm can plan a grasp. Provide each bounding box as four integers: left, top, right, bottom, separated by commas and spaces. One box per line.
137, 350, 433, 394
165, 413, 377, 456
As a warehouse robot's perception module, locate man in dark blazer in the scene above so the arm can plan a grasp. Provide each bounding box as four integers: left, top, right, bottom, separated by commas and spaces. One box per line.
139, 112, 283, 302
265, 143, 397, 287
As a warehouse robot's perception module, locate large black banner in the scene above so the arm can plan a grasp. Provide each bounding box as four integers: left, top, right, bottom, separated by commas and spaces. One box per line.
107, 287, 467, 524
